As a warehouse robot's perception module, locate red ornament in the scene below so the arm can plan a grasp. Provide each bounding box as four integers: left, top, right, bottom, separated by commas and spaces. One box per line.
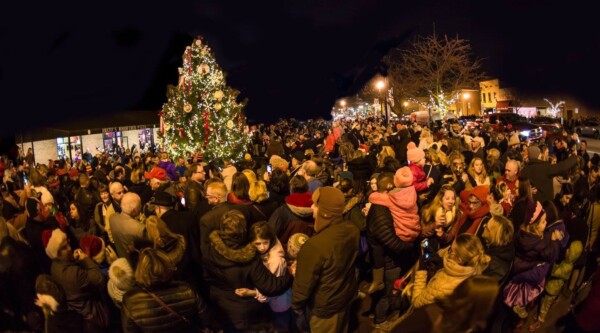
178, 128, 185, 139
203, 111, 210, 143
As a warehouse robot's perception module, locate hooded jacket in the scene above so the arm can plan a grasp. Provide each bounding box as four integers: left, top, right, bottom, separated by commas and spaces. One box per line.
411, 254, 478, 308
204, 231, 292, 330
369, 187, 421, 242
268, 192, 314, 247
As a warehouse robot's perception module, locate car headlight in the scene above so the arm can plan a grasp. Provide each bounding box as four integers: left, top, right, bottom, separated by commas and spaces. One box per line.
520, 130, 530, 137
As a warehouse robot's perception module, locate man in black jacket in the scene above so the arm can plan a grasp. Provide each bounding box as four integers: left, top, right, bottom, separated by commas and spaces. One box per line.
366, 173, 418, 329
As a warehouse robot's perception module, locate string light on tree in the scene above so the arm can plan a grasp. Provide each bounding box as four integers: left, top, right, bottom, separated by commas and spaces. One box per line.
543, 98, 565, 118
158, 36, 250, 166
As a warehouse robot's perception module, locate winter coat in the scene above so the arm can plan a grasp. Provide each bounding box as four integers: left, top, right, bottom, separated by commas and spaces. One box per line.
23, 217, 61, 273
292, 215, 360, 318
347, 156, 375, 186
51, 258, 110, 328
184, 179, 204, 215
511, 229, 561, 284
521, 156, 578, 203
109, 212, 146, 258
483, 242, 515, 282
204, 231, 292, 330
411, 254, 478, 308
408, 163, 429, 193
453, 204, 490, 237
157, 160, 179, 182
545, 241, 583, 296
199, 202, 253, 259
366, 203, 418, 271
121, 281, 206, 333
343, 196, 366, 232
369, 187, 421, 242
268, 192, 314, 247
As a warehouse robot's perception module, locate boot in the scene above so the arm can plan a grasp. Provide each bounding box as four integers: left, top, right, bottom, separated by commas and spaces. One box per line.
366, 268, 385, 294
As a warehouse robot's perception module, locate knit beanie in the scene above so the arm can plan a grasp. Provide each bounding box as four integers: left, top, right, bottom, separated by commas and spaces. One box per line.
406, 142, 425, 164
311, 187, 345, 232
528, 146, 541, 160
42, 228, 67, 260
80, 235, 106, 264
393, 167, 413, 188
287, 233, 309, 259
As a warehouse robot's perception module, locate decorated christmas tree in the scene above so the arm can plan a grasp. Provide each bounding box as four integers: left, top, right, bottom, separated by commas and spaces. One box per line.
158, 36, 249, 166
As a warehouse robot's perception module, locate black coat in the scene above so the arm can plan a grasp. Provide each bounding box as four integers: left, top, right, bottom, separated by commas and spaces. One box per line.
366, 204, 418, 271
160, 210, 202, 283
122, 281, 207, 333
521, 156, 578, 203
483, 242, 515, 282
204, 231, 292, 330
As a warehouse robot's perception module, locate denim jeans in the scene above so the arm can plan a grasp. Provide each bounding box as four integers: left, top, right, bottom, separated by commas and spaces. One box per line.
373, 266, 402, 324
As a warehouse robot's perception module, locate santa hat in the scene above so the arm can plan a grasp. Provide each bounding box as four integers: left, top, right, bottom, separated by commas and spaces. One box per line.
80, 235, 106, 264
406, 142, 425, 164
42, 229, 67, 260
394, 167, 413, 188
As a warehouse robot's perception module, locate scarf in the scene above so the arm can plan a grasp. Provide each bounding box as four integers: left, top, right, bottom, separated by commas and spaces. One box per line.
454, 204, 490, 236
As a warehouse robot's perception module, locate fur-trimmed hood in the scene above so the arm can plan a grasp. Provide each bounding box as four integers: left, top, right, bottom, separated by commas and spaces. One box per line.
209, 230, 257, 267
343, 196, 360, 215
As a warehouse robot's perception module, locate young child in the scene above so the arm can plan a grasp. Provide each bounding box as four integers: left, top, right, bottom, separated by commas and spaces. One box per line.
235, 222, 292, 332
365, 167, 421, 294
406, 141, 433, 194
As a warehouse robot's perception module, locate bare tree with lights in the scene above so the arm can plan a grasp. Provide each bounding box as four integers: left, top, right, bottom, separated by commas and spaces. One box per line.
385, 34, 485, 115
158, 36, 250, 166
543, 98, 565, 118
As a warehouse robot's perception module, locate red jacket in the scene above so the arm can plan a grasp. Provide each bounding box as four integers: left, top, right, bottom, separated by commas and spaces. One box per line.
408, 163, 428, 192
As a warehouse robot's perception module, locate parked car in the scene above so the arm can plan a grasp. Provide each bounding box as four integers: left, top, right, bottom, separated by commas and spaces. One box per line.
532, 116, 563, 129
538, 123, 567, 143
574, 120, 600, 139
483, 113, 543, 142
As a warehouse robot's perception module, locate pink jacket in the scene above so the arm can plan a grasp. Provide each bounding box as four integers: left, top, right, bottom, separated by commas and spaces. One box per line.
369, 186, 421, 242
408, 163, 428, 192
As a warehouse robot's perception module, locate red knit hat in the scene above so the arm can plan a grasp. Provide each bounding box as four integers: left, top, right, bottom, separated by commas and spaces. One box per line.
469, 185, 489, 204
394, 167, 413, 188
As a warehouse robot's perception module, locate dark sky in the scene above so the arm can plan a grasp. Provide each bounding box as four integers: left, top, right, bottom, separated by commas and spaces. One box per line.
2, 0, 598, 137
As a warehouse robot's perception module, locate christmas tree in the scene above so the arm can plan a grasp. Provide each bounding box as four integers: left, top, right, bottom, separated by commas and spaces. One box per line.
158, 36, 249, 166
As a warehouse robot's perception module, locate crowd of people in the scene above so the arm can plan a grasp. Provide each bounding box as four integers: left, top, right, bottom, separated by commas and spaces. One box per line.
1, 115, 599, 333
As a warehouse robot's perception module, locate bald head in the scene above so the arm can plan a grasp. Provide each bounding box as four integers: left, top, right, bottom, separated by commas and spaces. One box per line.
504, 160, 520, 182
120, 192, 141, 217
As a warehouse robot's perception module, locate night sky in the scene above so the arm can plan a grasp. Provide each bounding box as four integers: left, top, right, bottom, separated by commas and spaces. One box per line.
2, 0, 598, 137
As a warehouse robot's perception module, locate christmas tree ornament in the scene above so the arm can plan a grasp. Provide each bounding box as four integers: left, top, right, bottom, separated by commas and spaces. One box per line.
198, 64, 210, 75
184, 104, 192, 113
213, 90, 224, 101
164, 123, 172, 131
178, 128, 185, 138
178, 67, 183, 74
195, 39, 202, 46
227, 120, 234, 129
214, 103, 222, 111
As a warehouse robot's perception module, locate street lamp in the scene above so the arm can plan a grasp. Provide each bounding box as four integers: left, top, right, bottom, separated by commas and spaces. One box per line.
463, 92, 471, 116
375, 80, 386, 124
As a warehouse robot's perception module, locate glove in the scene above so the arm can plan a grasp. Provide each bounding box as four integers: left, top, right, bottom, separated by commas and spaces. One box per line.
294, 309, 309, 332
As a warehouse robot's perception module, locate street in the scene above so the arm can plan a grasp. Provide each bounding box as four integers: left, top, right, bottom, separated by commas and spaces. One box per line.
583, 137, 600, 156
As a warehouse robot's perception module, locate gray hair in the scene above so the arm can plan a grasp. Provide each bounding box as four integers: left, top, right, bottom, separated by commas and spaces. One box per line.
120, 192, 141, 217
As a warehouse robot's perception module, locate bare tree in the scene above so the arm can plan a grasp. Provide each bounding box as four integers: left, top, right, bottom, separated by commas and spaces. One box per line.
385, 34, 485, 114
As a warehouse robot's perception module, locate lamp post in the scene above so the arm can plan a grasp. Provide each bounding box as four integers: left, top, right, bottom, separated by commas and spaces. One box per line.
463, 92, 471, 116
376, 80, 386, 125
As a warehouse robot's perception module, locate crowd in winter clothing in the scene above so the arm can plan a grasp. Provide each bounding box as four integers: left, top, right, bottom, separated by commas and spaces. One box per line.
1, 115, 600, 333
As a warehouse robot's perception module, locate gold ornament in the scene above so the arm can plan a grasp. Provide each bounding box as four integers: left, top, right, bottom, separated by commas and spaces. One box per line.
227, 120, 234, 129
164, 123, 172, 131
184, 104, 192, 113
198, 63, 210, 75
170, 143, 177, 149
213, 90, 224, 101
177, 67, 183, 74
214, 103, 222, 111
195, 40, 202, 46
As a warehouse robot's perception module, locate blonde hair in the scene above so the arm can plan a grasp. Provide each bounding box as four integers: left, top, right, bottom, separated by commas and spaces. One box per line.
377, 146, 396, 167
467, 157, 488, 185
242, 169, 257, 184
134, 247, 174, 288
485, 214, 514, 247
421, 185, 461, 226
249, 180, 269, 203
453, 234, 491, 274
428, 148, 449, 167
145, 215, 186, 265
